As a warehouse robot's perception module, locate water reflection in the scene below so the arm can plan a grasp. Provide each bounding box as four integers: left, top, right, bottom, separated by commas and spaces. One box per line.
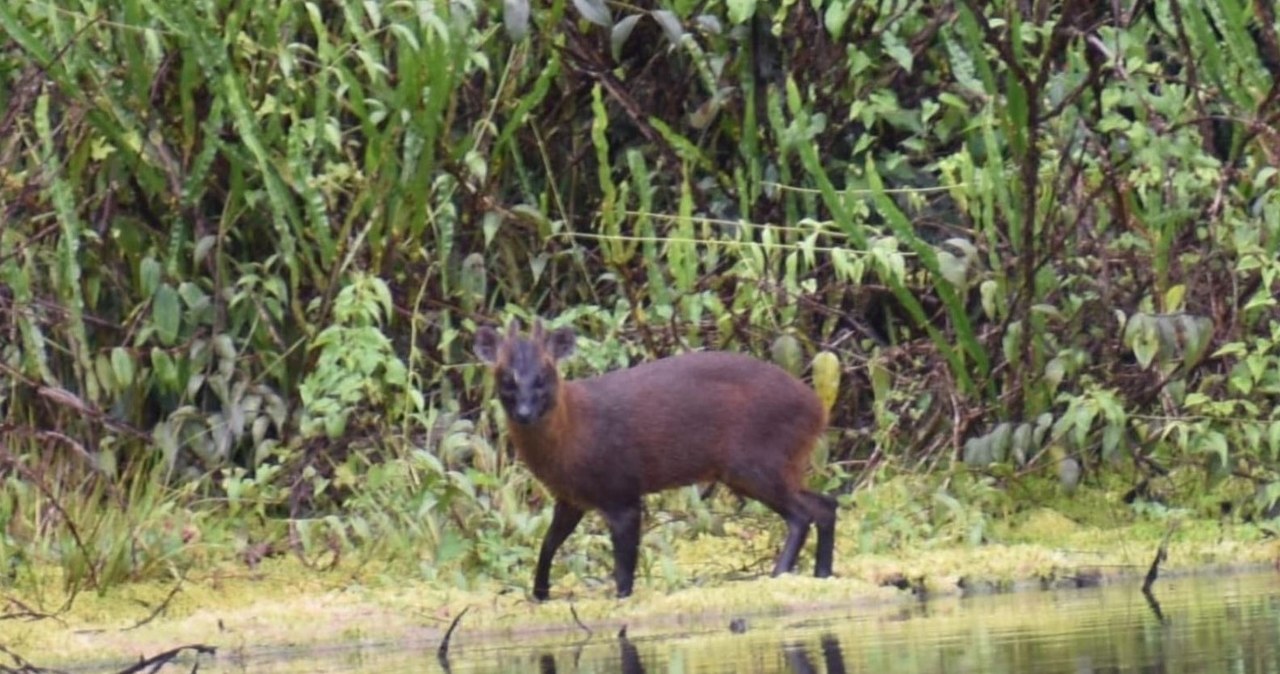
526, 630, 848, 674
517, 574, 1279, 673
227, 571, 1280, 673
783, 634, 846, 674
1143, 585, 1168, 624
529, 631, 645, 674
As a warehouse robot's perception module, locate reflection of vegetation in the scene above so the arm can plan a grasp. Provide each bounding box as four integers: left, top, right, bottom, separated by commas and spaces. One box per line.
1, 0, 1278, 637
475, 575, 1278, 674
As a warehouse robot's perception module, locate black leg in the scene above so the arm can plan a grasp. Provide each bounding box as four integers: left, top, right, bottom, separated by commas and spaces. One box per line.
785, 526, 811, 573
603, 502, 643, 598
804, 491, 838, 578
534, 500, 585, 601
771, 513, 811, 576
814, 521, 835, 578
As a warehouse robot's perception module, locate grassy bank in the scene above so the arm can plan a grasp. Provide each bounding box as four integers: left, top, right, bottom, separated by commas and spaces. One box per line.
5, 478, 1277, 669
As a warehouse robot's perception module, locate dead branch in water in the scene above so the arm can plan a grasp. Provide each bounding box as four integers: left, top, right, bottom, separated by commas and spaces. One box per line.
1142, 525, 1175, 594
436, 606, 470, 673
116, 644, 215, 674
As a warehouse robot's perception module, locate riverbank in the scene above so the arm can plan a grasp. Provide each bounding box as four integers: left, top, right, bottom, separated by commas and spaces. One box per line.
6, 504, 1277, 670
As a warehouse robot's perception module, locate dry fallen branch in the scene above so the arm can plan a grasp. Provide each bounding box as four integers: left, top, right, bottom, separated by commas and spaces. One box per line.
123, 577, 186, 632
0, 645, 68, 674
114, 644, 215, 674
569, 603, 593, 637
1142, 525, 1174, 594
0, 595, 71, 626
436, 605, 470, 673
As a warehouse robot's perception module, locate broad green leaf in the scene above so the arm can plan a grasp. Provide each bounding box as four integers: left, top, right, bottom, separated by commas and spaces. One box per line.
1164, 284, 1186, 312
964, 434, 992, 466
1031, 304, 1061, 319
153, 284, 181, 346
651, 10, 683, 44
178, 282, 210, 312
139, 257, 162, 297
151, 348, 178, 391
572, 0, 612, 27
111, 348, 135, 388
812, 351, 841, 413
481, 210, 503, 248
1033, 413, 1053, 445
503, 0, 530, 40
1200, 430, 1230, 469
937, 250, 968, 288
464, 149, 487, 185
726, 0, 756, 24
882, 31, 913, 72
824, 0, 852, 39
1072, 404, 1097, 449
611, 14, 643, 62
989, 422, 1013, 463
1011, 422, 1033, 466
1003, 321, 1023, 368
1101, 424, 1123, 462
459, 253, 487, 312
193, 235, 217, 266
212, 334, 237, 362
1181, 314, 1215, 368
1044, 356, 1065, 393
510, 204, 551, 238
694, 14, 722, 35
770, 334, 803, 377
1058, 457, 1081, 492
1124, 314, 1159, 369
530, 252, 549, 285
1212, 341, 1248, 359
869, 356, 891, 404
1230, 362, 1254, 395
94, 354, 115, 394
980, 279, 999, 319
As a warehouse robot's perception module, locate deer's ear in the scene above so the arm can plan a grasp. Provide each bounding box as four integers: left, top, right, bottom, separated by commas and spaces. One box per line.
545, 326, 577, 361
474, 326, 502, 363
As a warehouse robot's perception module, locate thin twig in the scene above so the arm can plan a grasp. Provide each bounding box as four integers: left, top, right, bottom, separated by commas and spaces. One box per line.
122, 577, 185, 631
0, 596, 70, 626
436, 605, 470, 673
114, 644, 215, 674
0, 645, 69, 674
0, 446, 100, 590
569, 603, 593, 637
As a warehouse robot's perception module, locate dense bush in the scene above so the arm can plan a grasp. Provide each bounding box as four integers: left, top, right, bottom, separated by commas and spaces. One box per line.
1, 0, 1277, 593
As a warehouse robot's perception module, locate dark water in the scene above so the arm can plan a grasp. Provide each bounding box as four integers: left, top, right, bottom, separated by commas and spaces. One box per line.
242, 571, 1280, 673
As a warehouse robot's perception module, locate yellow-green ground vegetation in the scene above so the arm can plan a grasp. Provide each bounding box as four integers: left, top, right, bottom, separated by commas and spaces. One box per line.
6, 474, 1279, 668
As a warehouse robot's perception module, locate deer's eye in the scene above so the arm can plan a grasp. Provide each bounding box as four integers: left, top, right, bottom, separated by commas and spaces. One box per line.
499, 373, 517, 394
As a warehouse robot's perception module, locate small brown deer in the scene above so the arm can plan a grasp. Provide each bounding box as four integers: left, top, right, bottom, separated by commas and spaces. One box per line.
475, 319, 836, 599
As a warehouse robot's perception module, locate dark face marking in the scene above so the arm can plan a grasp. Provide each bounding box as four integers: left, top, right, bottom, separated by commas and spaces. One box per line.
476, 321, 577, 426
498, 337, 560, 425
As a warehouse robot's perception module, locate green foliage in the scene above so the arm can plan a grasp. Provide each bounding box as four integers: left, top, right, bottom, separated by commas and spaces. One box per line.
299, 273, 415, 439
1, 0, 1279, 601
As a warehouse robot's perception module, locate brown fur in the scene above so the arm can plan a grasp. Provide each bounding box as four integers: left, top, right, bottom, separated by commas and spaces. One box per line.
476, 321, 836, 599
512, 352, 825, 512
